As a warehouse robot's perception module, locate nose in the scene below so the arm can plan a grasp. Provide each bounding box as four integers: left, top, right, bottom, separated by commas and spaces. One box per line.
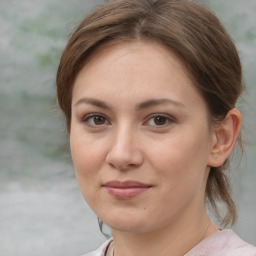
106, 125, 144, 171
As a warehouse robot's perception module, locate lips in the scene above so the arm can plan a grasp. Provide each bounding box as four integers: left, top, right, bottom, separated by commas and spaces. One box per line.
103, 180, 152, 200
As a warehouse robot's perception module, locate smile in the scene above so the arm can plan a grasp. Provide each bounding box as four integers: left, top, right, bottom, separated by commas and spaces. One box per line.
103, 180, 152, 200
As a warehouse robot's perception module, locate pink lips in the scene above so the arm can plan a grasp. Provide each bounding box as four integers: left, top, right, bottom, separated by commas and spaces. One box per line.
103, 180, 152, 200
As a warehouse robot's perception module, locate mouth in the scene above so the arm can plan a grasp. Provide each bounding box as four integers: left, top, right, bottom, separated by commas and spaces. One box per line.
102, 180, 152, 200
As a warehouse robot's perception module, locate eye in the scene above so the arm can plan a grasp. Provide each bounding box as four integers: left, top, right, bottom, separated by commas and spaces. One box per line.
81, 114, 110, 127
144, 114, 174, 127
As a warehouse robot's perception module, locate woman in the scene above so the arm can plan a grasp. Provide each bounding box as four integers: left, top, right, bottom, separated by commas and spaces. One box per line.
56, 0, 256, 255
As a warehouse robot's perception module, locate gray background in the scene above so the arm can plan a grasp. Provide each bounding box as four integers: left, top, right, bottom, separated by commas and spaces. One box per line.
0, 0, 255, 255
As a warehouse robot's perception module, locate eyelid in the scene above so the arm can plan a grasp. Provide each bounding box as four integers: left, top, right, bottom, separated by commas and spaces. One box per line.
80, 113, 111, 127
143, 113, 176, 127
79, 112, 175, 128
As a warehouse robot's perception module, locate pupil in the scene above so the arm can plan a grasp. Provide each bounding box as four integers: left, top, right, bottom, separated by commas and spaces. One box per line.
154, 116, 166, 125
94, 116, 105, 125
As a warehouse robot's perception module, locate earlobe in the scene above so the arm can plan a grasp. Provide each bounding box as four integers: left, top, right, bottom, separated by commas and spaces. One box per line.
208, 108, 241, 167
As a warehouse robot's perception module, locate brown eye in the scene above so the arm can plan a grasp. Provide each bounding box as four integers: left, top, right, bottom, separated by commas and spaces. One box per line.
154, 116, 168, 126
94, 116, 106, 125
82, 114, 109, 127
144, 114, 174, 128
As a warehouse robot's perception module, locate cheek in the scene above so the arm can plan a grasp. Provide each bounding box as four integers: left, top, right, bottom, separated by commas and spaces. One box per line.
70, 130, 107, 193
148, 130, 210, 191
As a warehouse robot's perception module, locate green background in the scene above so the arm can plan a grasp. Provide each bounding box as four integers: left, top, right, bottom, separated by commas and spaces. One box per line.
0, 0, 255, 255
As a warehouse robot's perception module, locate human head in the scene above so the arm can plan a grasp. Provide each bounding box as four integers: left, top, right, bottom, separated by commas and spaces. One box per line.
56, 0, 243, 226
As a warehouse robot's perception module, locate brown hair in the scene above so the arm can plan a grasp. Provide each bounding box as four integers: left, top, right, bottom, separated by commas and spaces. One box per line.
56, 0, 243, 227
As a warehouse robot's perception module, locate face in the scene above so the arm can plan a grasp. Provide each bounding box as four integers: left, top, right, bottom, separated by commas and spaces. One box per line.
70, 41, 215, 234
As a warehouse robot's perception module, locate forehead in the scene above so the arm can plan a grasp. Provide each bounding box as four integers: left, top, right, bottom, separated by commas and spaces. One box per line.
74, 41, 189, 86
72, 40, 205, 111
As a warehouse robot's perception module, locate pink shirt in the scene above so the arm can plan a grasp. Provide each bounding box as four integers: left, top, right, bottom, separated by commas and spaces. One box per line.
82, 229, 256, 256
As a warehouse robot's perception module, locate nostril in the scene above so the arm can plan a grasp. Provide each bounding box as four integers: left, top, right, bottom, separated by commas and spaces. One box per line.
105, 149, 143, 170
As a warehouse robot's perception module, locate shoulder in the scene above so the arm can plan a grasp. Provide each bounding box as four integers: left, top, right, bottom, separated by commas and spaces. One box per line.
186, 229, 256, 256
81, 238, 113, 256
220, 230, 256, 256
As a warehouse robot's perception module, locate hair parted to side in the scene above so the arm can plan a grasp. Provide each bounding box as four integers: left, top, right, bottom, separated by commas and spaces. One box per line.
56, 0, 243, 227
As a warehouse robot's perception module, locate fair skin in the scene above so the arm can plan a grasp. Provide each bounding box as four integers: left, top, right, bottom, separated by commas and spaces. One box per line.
70, 41, 241, 256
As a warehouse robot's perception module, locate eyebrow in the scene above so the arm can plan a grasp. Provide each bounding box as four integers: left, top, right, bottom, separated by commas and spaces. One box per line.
74, 97, 185, 109
137, 98, 185, 109
74, 98, 111, 109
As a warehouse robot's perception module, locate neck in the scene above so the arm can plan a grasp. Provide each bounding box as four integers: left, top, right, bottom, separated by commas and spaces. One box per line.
111, 211, 219, 256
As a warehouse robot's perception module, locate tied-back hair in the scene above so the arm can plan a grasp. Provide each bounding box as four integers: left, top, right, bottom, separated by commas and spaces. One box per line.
57, 0, 243, 227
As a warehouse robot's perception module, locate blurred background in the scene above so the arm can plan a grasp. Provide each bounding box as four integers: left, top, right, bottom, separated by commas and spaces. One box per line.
0, 0, 255, 255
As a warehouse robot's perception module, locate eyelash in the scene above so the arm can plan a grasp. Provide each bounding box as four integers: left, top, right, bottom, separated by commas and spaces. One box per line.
80, 113, 110, 128
80, 113, 175, 128
144, 114, 175, 128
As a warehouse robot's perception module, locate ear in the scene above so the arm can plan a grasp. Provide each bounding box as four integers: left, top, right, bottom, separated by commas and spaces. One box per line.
208, 108, 241, 167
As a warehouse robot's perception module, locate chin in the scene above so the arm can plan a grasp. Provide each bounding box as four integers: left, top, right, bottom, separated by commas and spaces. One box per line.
100, 211, 155, 234
109, 221, 148, 234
